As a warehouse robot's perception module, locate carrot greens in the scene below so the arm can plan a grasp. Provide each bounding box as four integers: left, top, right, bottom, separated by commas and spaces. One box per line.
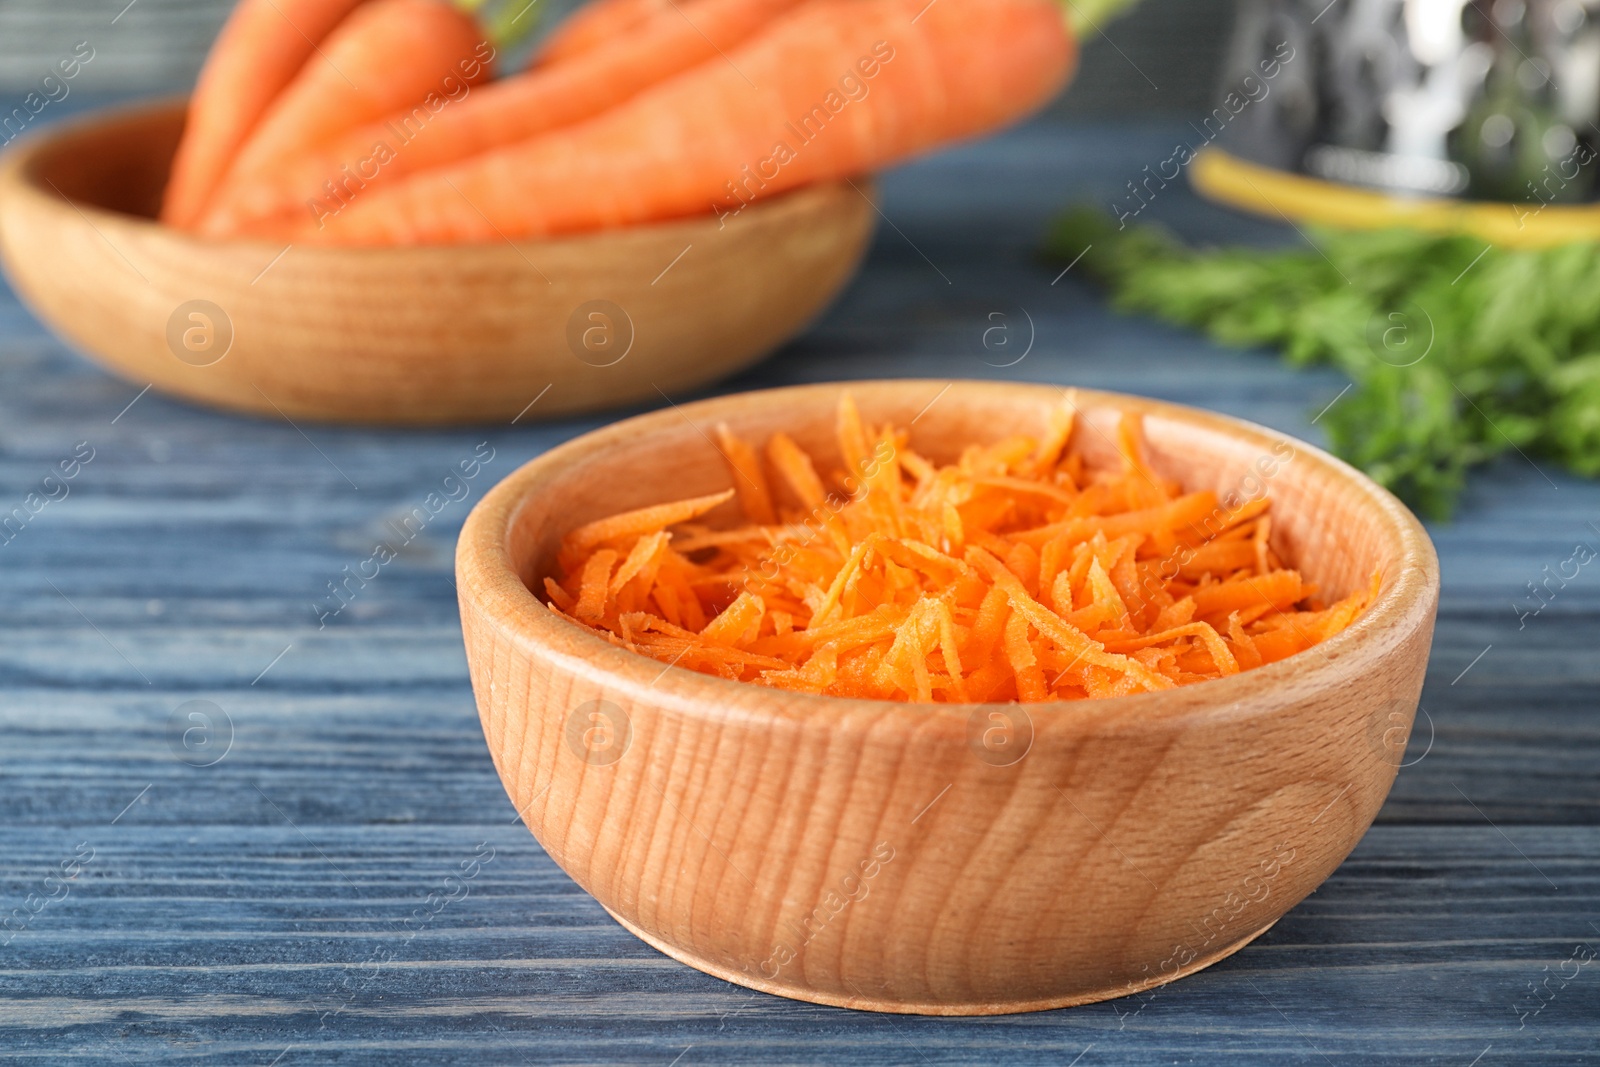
1047, 208, 1600, 518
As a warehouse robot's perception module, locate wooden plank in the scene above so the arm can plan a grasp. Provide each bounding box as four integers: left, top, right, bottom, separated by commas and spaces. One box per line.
0, 625, 1594, 827
0, 826, 1594, 1063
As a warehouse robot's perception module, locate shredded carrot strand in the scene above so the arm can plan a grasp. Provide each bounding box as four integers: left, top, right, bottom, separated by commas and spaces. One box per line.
767, 432, 826, 508
561, 489, 734, 565
573, 549, 617, 623
715, 423, 776, 525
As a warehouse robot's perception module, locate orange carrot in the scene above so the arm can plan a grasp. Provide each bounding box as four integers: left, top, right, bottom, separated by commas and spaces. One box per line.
560, 489, 734, 568
767, 433, 827, 509
202, 0, 803, 235
161, 0, 371, 227
1191, 571, 1307, 621
297, 0, 1077, 243
542, 396, 1379, 704
534, 0, 674, 65
574, 548, 618, 622
716, 422, 777, 524
701, 590, 766, 647
201, 0, 494, 231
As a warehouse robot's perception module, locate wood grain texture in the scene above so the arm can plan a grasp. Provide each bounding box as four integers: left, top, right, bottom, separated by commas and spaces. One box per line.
456, 380, 1441, 1013
1, 824, 1595, 1064
0, 105, 1594, 1060
0, 101, 875, 425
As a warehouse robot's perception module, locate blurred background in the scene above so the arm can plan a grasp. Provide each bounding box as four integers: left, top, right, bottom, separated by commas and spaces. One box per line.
0, 0, 1235, 116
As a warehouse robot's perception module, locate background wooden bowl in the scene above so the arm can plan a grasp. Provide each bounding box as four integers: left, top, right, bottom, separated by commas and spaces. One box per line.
456, 379, 1440, 1015
0, 101, 875, 425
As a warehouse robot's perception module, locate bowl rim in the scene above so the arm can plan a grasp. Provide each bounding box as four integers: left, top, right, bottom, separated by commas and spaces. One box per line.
456, 379, 1440, 729
0, 97, 870, 255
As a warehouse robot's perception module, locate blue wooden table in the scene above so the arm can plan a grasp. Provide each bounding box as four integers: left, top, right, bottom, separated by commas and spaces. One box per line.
2, 106, 1597, 1065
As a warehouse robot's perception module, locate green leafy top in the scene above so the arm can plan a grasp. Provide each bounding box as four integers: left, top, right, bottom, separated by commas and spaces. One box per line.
456, 0, 544, 55
1046, 209, 1600, 518
1060, 0, 1146, 39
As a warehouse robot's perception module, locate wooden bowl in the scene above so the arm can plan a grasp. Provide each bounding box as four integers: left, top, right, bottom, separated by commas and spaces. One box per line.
455, 380, 1440, 1015
0, 101, 874, 425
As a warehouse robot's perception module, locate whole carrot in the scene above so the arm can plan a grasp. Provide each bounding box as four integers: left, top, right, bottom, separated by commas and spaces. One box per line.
160, 0, 370, 227
533, 0, 674, 65
298, 0, 1076, 244
201, 0, 802, 236
203, 0, 494, 223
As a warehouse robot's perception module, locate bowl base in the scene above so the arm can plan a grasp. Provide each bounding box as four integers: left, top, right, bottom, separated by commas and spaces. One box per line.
600, 904, 1278, 1016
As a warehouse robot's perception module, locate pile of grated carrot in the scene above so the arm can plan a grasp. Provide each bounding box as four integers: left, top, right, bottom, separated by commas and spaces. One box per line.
542, 395, 1379, 703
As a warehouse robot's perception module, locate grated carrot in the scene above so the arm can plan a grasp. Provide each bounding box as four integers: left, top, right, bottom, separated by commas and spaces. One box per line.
573, 549, 617, 623
543, 576, 576, 613
560, 489, 734, 569
541, 395, 1380, 702
610, 530, 668, 597
766, 432, 827, 508
715, 423, 776, 525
